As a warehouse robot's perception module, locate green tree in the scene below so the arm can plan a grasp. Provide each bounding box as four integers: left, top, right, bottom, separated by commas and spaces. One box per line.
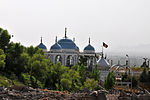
46, 62, 68, 90
83, 78, 98, 90
60, 78, 72, 91
27, 46, 44, 57
139, 67, 147, 82
5, 42, 24, 76
104, 71, 116, 91
60, 69, 81, 91
0, 49, 6, 70
132, 76, 138, 87
78, 56, 87, 66
21, 73, 31, 86
28, 53, 51, 88
0, 28, 11, 51
77, 64, 87, 85
147, 71, 150, 82
90, 65, 100, 81
19, 53, 30, 73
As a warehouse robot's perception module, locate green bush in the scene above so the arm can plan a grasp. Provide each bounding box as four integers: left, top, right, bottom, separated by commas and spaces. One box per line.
83, 78, 98, 90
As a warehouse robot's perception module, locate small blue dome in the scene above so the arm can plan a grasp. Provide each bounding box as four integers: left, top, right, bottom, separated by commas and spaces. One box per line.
38, 43, 47, 50
50, 43, 62, 50
84, 44, 95, 51
58, 38, 78, 50
76, 46, 79, 51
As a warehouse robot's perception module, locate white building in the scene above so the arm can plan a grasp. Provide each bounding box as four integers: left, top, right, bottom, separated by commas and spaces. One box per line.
37, 28, 110, 71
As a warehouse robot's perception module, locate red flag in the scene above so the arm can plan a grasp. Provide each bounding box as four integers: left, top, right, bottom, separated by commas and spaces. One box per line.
103, 42, 108, 48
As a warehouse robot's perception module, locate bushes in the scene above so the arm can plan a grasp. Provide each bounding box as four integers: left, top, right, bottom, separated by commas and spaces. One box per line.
60, 78, 72, 91
83, 79, 98, 91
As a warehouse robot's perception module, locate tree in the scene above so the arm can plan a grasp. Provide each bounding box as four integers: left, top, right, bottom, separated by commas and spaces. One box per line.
60, 78, 72, 91
19, 53, 30, 73
5, 42, 24, 76
78, 56, 87, 66
139, 67, 147, 82
132, 76, 138, 87
45, 62, 67, 90
60, 69, 81, 91
0, 28, 11, 51
83, 78, 98, 90
27, 46, 44, 57
28, 53, 51, 88
77, 64, 87, 85
104, 71, 116, 91
147, 71, 150, 82
0, 49, 6, 70
90, 65, 100, 81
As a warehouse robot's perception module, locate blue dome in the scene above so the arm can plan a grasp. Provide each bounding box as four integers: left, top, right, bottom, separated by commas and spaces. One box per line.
84, 44, 95, 51
50, 43, 62, 50
38, 43, 47, 50
58, 38, 78, 50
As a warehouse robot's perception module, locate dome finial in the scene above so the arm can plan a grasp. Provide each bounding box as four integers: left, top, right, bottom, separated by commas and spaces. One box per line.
55, 36, 57, 43
65, 27, 67, 38
41, 36, 42, 43
73, 37, 75, 42
89, 37, 90, 44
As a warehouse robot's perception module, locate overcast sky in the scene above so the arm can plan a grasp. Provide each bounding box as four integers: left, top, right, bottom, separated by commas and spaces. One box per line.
0, 0, 150, 56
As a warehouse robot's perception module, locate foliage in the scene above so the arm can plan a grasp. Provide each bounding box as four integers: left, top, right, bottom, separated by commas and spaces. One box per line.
122, 73, 138, 87
21, 73, 31, 86
0, 27, 100, 91
5, 42, 25, 76
77, 64, 86, 85
90, 65, 100, 81
104, 71, 116, 90
78, 56, 87, 66
83, 78, 98, 91
0, 49, 6, 69
60, 78, 72, 91
28, 54, 51, 88
132, 76, 138, 87
0, 28, 11, 51
0, 75, 24, 87
147, 71, 150, 82
139, 67, 147, 82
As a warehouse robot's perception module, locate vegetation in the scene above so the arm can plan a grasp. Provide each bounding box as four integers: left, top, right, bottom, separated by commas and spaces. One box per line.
90, 65, 100, 81
0, 49, 6, 69
0, 27, 100, 91
139, 67, 147, 82
83, 78, 98, 90
0, 75, 24, 87
139, 67, 150, 83
104, 71, 116, 91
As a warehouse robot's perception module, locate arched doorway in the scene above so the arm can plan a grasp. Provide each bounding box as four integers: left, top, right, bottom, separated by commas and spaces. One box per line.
66, 55, 74, 67
55, 55, 62, 64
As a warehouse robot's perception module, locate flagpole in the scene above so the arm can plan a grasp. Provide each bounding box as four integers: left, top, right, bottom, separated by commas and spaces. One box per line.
102, 44, 104, 58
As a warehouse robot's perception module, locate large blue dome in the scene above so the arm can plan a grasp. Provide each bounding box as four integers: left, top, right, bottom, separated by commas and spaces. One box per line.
38, 43, 47, 50
50, 43, 62, 50
58, 38, 78, 50
84, 44, 95, 51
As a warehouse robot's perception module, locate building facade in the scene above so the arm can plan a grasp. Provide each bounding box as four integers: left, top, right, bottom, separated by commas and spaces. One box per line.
37, 28, 110, 70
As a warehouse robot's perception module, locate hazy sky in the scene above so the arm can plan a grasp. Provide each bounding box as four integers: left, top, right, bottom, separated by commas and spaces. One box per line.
0, 0, 150, 56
